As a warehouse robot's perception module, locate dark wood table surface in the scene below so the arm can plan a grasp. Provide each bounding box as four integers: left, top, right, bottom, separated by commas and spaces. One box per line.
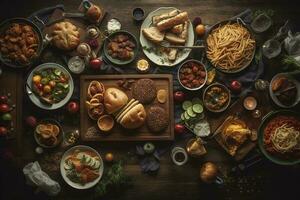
1, 1, 300, 200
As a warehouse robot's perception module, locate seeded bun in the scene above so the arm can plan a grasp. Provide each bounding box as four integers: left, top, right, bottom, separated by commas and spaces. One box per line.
146, 106, 169, 132
132, 79, 157, 104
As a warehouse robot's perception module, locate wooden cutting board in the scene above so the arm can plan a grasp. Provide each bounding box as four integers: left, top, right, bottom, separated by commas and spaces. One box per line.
43, 8, 105, 57
80, 74, 174, 141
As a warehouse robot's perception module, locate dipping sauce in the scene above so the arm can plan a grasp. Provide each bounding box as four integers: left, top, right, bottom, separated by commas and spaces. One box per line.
133, 8, 145, 21
136, 59, 149, 73
243, 96, 257, 111
107, 18, 121, 34
68, 56, 85, 74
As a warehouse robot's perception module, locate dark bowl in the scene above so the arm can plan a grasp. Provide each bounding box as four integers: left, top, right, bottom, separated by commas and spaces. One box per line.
258, 110, 300, 165
103, 30, 138, 65
34, 119, 63, 148
203, 83, 231, 113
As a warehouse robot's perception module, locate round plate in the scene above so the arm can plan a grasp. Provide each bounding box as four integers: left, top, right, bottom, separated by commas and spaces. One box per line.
103, 30, 138, 65
34, 118, 63, 148
26, 63, 74, 110
269, 73, 300, 108
60, 145, 104, 189
140, 7, 194, 67
204, 19, 256, 74
258, 110, 300, 165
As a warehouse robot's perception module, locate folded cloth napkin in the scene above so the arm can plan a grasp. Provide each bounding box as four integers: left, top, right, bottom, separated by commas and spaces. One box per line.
23, 161, 61, 196
284, 31, 300, 62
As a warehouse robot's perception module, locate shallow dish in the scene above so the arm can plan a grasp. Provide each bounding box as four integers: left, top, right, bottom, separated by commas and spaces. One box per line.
60, 145, 104, 189
140, 7, 194, 67
103, 30, 138, 65
26, 63, 74, 110
258, 110, 300, 165
178, 59, 207, 91
34, 118, 63, 148
269, 72, 300, 108
203, 83, 231, 113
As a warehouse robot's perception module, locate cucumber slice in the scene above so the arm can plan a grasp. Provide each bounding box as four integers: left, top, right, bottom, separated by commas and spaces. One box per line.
64, 159, 73, 170
89, 158, 96, 167
85, 155, 92, 164
182, 101, 192, 110
192, 97, 202, 105
76, 152, 85, 160
187, 107, 196, 117
184, 111, 190, 120
192, 104, 203, 114
92, 160, 100, 169
181, 113, 185, 121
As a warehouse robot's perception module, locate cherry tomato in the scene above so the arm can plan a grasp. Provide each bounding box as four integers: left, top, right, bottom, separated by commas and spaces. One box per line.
36, 83, 43, 90
175, 124, 186, 135
32, 75, 41, 84
0, 104, 10, 113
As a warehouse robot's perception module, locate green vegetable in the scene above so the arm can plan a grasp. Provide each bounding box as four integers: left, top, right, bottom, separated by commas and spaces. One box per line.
192, 104, 203, 114
182, 101, 192, 110
184, 111, 190, 120
187, 107, 196, 117
54, 69, 62, 76
41, 78, 49, 85
282, 55, 300, 71
94, 161, 132, 198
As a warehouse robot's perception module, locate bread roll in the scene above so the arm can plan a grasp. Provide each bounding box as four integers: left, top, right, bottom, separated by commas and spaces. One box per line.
104, 88, 128, 114
52, 21, 80, 50
156, 12, 189, 31
119, 104, 146, 129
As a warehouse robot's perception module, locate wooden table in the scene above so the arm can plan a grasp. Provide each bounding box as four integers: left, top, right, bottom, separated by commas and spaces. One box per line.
1, 1, 300, 200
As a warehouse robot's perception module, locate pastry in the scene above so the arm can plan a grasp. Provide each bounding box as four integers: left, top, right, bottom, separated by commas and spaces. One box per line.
97, 115, 114, 132
142, 27, 165, 43
104, 88, 128, 114
52, 21, 80, 50
132, 79, 157, 104
146, 106, 169, 132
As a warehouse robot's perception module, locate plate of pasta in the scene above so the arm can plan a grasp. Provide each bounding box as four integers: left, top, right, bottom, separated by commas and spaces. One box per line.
205, 18, 256, 73
258, 110, 300, 165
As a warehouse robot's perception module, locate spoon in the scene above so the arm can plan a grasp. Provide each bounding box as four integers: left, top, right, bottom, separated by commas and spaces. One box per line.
25, 83, 52, 105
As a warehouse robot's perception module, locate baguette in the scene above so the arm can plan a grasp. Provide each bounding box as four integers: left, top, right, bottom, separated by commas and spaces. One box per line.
179, 21, 189, 40
152, 9, 180, 25
171, 24, 184, 34
157, 12, 189, 31
165, 33, 186, 45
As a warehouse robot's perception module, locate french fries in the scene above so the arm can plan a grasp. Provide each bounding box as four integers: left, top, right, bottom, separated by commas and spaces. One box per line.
206, 23, 255, 71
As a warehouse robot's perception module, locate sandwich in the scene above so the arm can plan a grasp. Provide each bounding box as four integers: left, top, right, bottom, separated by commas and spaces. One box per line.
104, 87, 128, 114
152, 9, 180, 25
165, 33, 186, 45
142, 27, 165, 43
156, 12, 189, 31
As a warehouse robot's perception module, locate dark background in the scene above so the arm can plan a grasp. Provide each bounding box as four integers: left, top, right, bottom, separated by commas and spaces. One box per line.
1, 0, 300, 200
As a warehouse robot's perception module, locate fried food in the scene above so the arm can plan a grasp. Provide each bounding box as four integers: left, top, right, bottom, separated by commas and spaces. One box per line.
0, 23, 39, 65
35, 123, 60, 147
206, 23, 255, 71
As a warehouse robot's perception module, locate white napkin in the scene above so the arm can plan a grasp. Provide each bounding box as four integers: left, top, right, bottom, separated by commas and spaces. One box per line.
284, 31, 300, 62
23, 161, 61, 196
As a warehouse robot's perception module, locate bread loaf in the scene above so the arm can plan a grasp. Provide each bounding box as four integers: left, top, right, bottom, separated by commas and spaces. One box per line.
119, 103, 146, 129
156, 12, 188, 31
104, 88, 128, 114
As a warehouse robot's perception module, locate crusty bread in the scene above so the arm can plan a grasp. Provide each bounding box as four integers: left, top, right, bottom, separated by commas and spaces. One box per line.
179, 21, 189, 40
152, 9, 180, 25
115, 99, 135, 118
104, 88, 128, 114
117, 100, 139, 123
119, 104, 146, 129
52, 21, 80, 50
142, 27, 165, 43
168, 48, 178, 61
165, 33, 186, 45
171, 24, 184, 34
156, 12, 188, 31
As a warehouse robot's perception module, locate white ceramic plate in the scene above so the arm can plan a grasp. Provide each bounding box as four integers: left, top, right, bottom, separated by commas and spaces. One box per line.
140, 7, 194, 67
269, 73, 300, 108
26, 63, 74, 110
60, 145, 104, 190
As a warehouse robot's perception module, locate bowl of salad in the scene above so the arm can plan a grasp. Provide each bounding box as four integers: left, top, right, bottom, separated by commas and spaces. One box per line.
60, 145, 104, 189
26, 63, 74, 110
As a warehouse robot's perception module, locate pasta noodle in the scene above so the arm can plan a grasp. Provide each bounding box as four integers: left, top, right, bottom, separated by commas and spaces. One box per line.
206, 23, 255, 71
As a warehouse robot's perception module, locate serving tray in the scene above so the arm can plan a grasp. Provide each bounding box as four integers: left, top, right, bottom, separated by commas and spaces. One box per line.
80, 74, 174, 141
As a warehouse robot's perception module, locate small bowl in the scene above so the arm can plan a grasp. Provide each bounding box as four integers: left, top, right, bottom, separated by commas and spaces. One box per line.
132, 8, 145, 22
34, 119, 63, 148
203, 83, 231, 113
103, 30, 138, 65
97, 115, 114, 132
178, 59, 207, 91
